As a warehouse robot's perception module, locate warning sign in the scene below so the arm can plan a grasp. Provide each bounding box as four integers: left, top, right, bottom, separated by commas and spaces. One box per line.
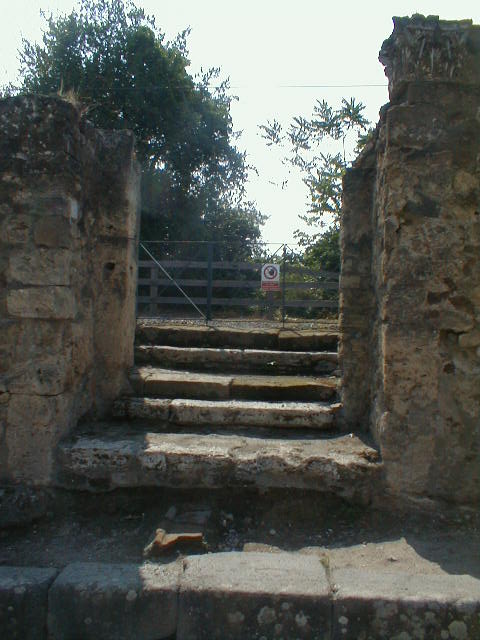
261, 263, 280, 291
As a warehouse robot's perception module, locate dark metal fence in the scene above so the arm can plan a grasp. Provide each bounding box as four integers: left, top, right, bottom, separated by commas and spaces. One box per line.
137, 241, 338, 323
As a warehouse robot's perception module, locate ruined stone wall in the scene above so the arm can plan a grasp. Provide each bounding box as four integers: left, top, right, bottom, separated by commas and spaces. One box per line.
0, 95, 140, 484
340, 16, 480, 505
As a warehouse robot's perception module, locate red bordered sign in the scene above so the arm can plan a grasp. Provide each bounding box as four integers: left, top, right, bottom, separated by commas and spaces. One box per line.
261, 263, 280, 291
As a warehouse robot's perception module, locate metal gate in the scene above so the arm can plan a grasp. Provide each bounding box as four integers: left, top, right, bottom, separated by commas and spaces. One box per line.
136, 241, 338, 324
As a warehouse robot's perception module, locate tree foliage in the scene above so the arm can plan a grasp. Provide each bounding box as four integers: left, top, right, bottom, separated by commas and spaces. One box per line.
13, 0, 265, 244
260, 98, 371, 269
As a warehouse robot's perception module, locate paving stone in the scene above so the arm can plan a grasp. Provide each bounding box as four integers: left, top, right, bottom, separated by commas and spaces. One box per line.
48, 561, 180, 640
331, 568, 480, 639
177, 551, 331, 640
0, 566, 58, 640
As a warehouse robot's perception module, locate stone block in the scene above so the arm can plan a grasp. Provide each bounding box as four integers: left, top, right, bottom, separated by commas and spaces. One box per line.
20, 193, 81, 221
6, 393, 74, 483
7, 351, 71, 395
0, 566, 57, 640
177, 552, 331, 640
34, 216, 73, 248
0, 213, 31, 245
331, 568, 480, 639
7, 287, 76, 319
48, 562, 180, 640
9, 249, 72, 286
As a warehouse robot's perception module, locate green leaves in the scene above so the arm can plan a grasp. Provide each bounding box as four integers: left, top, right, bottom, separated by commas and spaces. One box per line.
260, 97, 371, 264
12, 0, 263, 249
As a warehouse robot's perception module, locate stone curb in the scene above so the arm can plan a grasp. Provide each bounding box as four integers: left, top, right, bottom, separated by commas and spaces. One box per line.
0, 566, 58, 640
48, 561, 181, 640
1, 556, 480, 640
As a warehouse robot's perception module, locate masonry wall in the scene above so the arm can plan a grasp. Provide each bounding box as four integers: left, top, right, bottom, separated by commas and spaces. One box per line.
0, 95, 140, 484
340, 16, 480, 505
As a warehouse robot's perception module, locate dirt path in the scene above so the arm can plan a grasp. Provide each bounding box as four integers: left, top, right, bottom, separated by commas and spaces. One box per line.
1, 489, 477, 580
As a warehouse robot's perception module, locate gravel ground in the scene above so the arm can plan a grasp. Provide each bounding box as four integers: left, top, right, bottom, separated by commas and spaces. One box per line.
0, 489, 478, 579
137, 317, 339, 331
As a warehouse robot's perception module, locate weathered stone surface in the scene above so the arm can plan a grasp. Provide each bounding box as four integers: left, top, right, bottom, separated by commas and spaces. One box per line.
0, 566, 57, 640
379, 15, 480, 100
331, 568, 480, 639
340, 16, 480, 505
9, 249, 72, 285
134, 345, 339, 375
170, 398, 340, 429
6, 393, 74, 483
91, 238, 138, 413
33, 215, 73, 248
48, 562, 180, 640
131, 367, 338, 402
113, 396, 172, 420
136, 321, 339, 351
0, 95, 140, 483
57, 429, 381, 501
131, 367, 232, 399
231, 374, 337, 402
0, 213, 31, 245
136, 322, 280, 349
114, 396, 339, 429
177, 552, 331, 640
7, 287, 76, 319
277, 330, 338, 352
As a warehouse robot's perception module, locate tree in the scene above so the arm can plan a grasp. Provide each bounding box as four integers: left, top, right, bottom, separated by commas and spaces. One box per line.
13, 0, 265, 246
260, 98, 371, 270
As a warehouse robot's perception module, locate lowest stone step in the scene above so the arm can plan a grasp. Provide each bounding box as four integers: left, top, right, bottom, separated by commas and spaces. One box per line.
114, 397, 341, 429
135, 345, 339, 375
57, 429, 381, 501
130, 367, 338, 402
136, 321, 338, 351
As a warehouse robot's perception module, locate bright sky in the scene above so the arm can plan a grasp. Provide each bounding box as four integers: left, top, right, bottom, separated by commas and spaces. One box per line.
1, 0, 480, 242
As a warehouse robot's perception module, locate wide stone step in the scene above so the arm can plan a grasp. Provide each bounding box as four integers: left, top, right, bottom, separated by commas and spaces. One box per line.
113, 397, 341, 429
135, 345, 339, 375
57, 429, 381, 501
136, 322, 338, 351
130, 367, 338, 402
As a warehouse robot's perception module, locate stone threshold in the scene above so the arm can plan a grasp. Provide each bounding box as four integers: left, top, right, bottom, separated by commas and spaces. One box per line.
2, 554, 479, 639
56, 428, 380, 502
113, 397, 341, 429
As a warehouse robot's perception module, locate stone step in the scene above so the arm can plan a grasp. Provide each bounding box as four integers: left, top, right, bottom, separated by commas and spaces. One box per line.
57, 428, 381, 501
113, 397, 341, 429
130, 366, 338, 402
136, 321, 339, 351
135, 345, 339, 375
5, 555, 480, 640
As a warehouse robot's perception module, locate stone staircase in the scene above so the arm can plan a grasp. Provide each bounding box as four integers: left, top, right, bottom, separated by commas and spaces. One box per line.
57, 321, 382, 503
